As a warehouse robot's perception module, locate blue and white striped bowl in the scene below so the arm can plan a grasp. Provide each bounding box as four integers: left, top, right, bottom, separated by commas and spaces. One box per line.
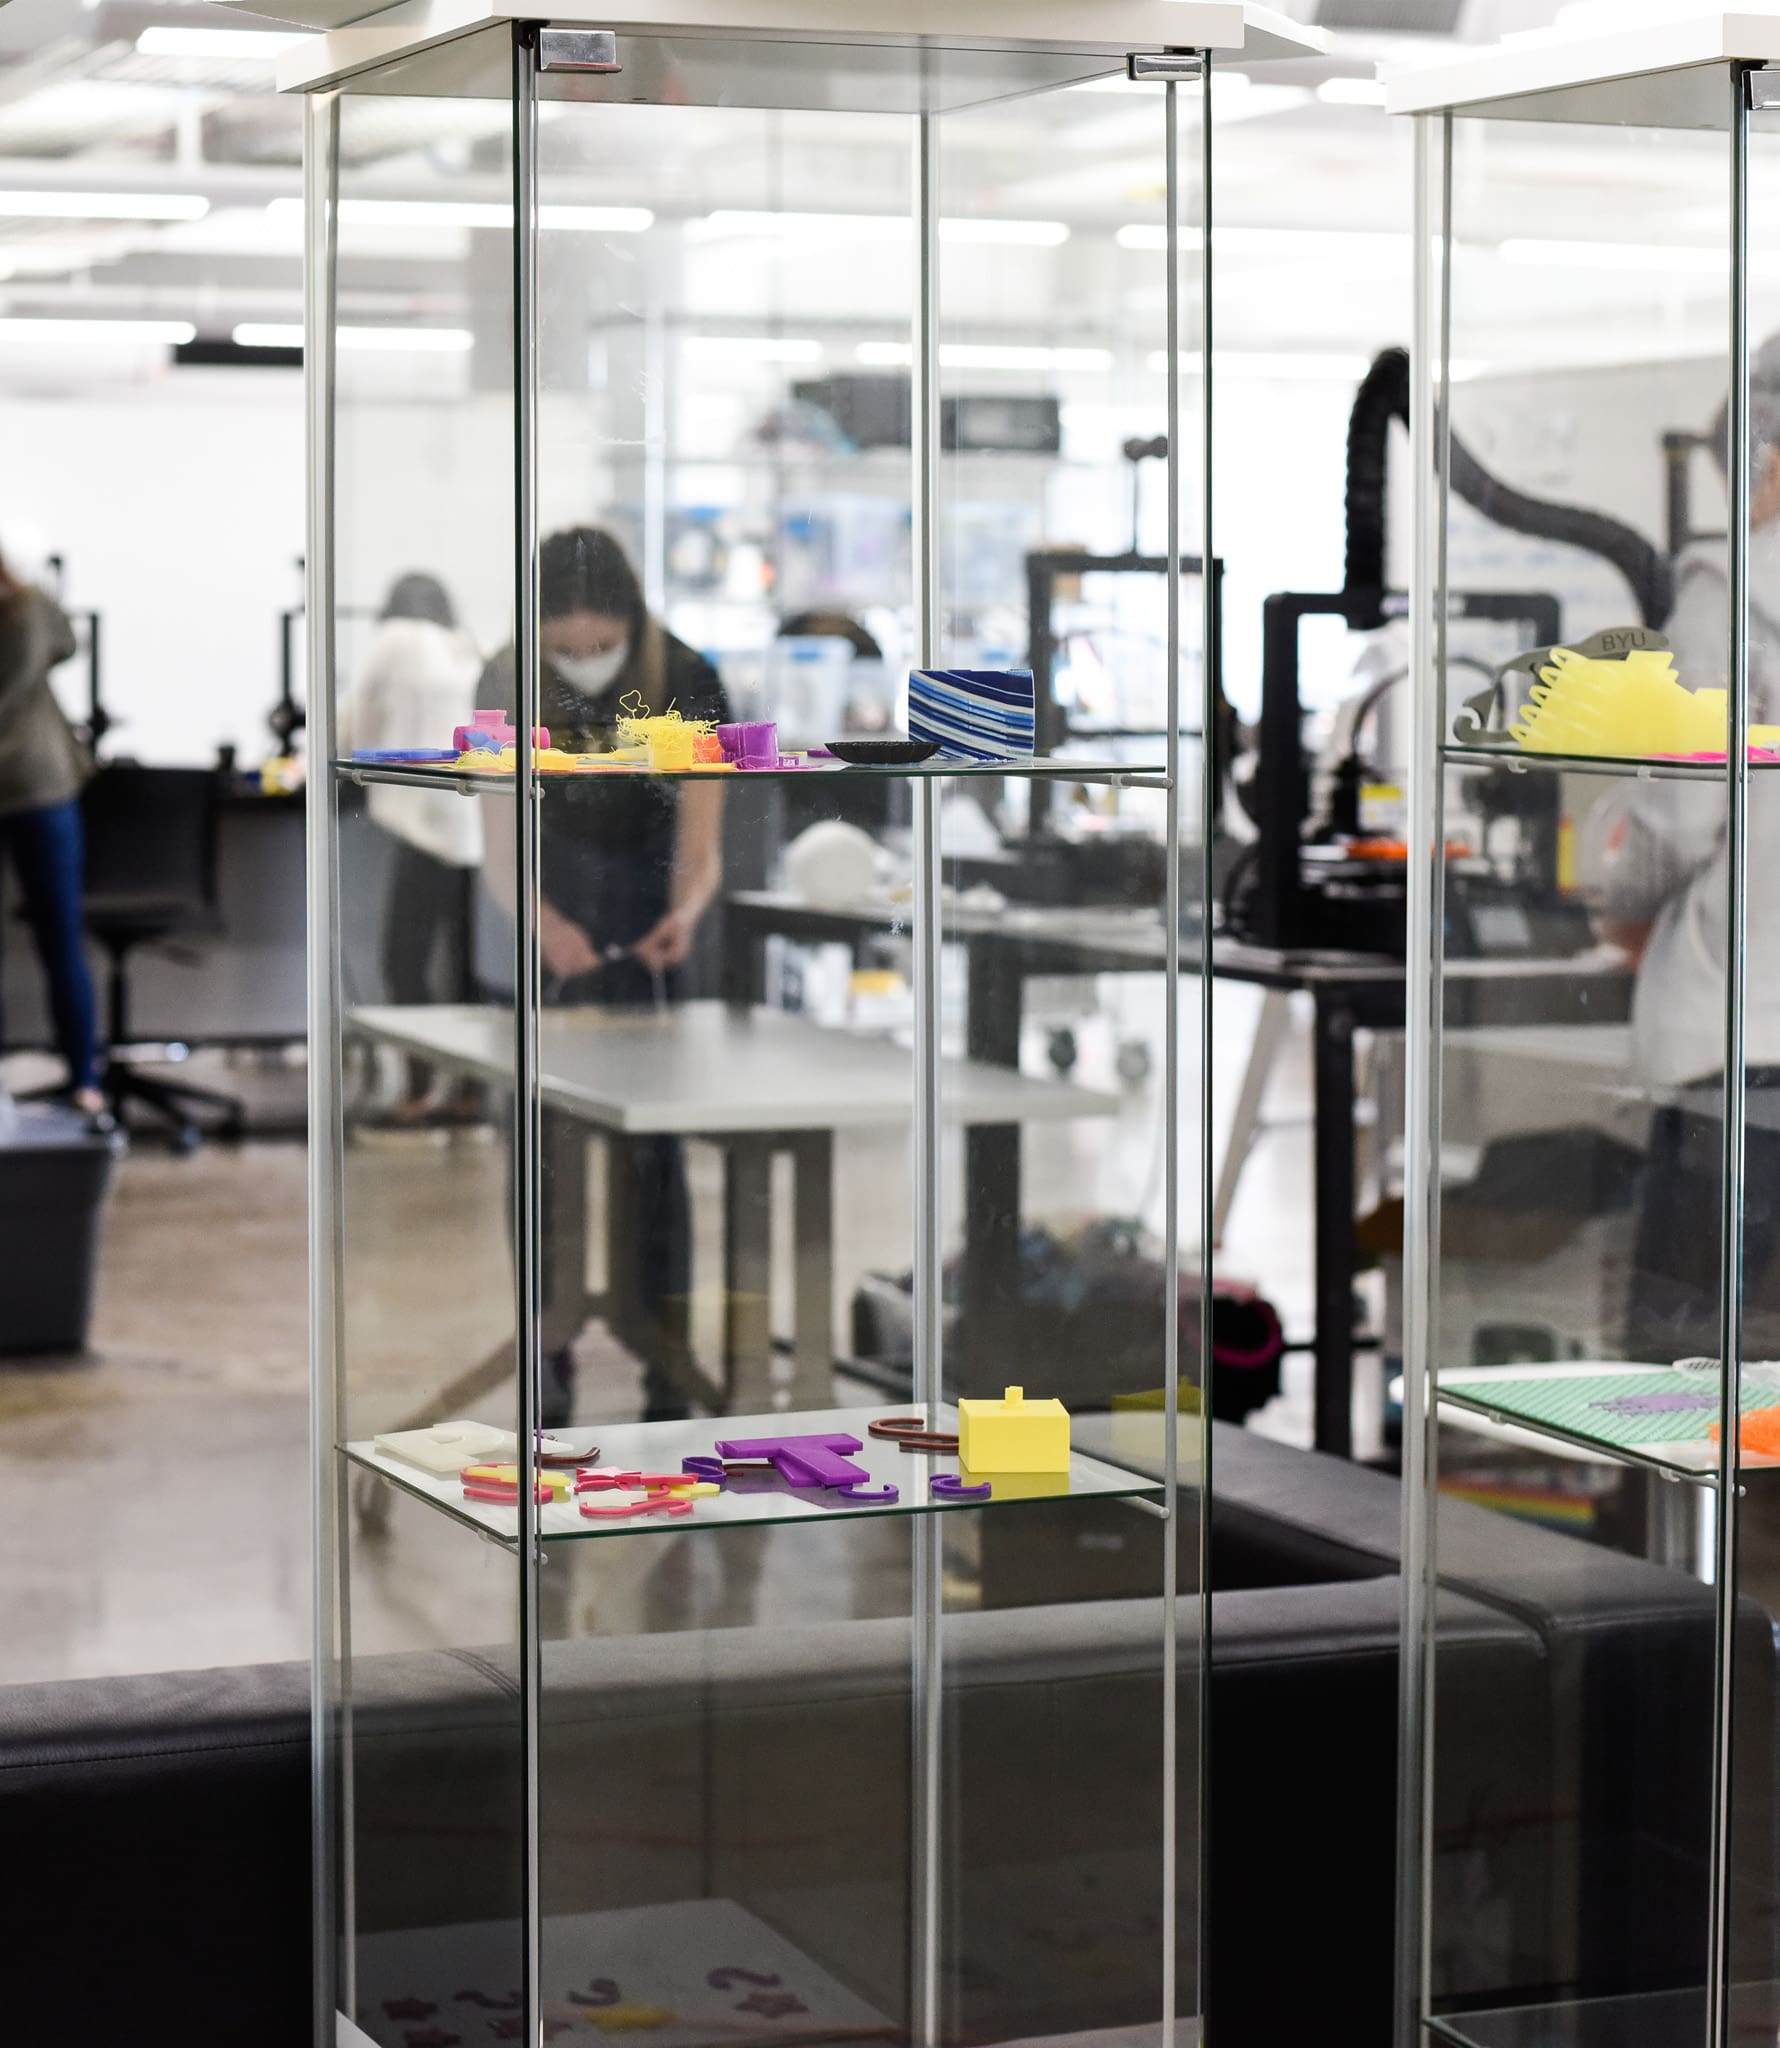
907, 667, 1036, 763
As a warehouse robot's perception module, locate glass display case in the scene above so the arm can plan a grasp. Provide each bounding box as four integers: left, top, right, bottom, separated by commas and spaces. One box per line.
1394, 16, 1780, 2048
287, 5, 1319, 2043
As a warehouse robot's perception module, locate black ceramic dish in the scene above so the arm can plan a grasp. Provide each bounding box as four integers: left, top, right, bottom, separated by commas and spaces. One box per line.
825, 736, 940, 765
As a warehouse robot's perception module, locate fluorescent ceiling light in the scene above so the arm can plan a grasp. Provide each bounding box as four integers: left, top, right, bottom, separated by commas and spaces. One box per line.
1147, 349, 1370, 381
943, 343, 1111, 371
694, 210, 1066, 248
685, 335, 823, 364
1316, 77, 1388, 107
264, 197, 652, 233
1116, 222, 1400, 259
136, 26, 309, 58
942, 218, 1068, 247
233, 323, 473, 353
696, 210, 905, 244
0, 317, 194, 344
1497, 237, 1721, 275
858, 341, 1111, 372
0, 191, 207, 222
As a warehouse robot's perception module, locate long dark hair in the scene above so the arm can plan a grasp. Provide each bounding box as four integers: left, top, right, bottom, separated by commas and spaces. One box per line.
381, 571, 456, 629
539, 525, 664, 704
0, 546, 27, 623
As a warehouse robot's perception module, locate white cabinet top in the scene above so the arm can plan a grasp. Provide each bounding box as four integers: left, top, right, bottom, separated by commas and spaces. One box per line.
1387, 8, 1780, 117
259, 0, 1323, 94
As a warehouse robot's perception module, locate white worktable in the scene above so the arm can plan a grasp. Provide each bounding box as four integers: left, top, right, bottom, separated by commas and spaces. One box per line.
351, 999, 1118, 1135
349, 999, 1115, 1415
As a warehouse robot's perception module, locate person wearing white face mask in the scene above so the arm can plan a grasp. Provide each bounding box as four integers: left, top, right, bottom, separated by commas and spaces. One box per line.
481, 526, 729, 1423
1581, 336, 1780, 1359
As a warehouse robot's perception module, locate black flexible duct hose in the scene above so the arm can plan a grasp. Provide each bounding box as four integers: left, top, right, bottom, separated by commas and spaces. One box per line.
1342, 345, 1674, 630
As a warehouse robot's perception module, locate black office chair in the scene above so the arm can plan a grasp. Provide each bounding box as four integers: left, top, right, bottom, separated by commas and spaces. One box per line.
80, 765, 246, 1151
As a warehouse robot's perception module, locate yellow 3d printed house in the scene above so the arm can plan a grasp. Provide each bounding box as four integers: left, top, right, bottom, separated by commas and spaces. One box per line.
958, 1385, 1070, 1474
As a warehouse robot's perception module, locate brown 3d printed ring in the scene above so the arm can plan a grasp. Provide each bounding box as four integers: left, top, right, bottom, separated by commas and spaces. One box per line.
869, 1415, 961, 1454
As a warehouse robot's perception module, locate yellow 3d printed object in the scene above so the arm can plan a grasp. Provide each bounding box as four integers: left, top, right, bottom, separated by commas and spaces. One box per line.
1511, 646, 1705, 758
1507, 645, 1780, 760
957, 1384, 1070, 1474
462, 1463, 572, 1499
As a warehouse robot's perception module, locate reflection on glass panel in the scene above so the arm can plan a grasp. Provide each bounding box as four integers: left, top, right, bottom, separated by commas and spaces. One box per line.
1728, 97, 1780, 2036
326, 36, 526, 2048
1426, 83, 1736, 2048
340, 1483, 527, 2048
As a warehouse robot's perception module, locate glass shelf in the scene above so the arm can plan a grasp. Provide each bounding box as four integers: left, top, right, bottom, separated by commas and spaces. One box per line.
1427, 1990, 1710, 2048
1432, 1363, 1780, 1485
1427, 1984, 1780, 2048
334, 755, 1167, 791
344, 1403, 1163, 1546
1442, 743, 1780, 780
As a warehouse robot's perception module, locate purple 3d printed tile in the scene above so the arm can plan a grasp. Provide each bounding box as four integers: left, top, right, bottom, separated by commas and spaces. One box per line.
1593, 1391, 1721, 1416
837, 1481, 899, 1503
930, 1474, 993, 1500
712, 1430, 868, 1488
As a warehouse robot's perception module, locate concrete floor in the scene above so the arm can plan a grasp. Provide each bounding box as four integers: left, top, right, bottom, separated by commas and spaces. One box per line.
0, 986, 1343, 1687
9, 985, 1780, 1694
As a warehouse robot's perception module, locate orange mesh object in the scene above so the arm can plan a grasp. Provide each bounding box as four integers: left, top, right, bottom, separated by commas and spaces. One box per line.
1707, 1405, 1780, 1456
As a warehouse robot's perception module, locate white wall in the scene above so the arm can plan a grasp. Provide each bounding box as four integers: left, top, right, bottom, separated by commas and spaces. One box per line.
0, 366, 305, 767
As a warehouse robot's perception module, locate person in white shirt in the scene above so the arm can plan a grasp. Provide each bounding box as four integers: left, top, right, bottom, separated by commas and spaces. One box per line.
1581, 337, 1780, 1357
339, 573, 483, 1123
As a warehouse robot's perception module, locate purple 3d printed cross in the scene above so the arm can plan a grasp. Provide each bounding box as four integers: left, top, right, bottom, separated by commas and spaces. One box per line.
711, 1431, 868, 1488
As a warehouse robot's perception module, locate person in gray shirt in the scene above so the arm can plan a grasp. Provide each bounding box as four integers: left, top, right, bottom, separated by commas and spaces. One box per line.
0, 552, 101, 1117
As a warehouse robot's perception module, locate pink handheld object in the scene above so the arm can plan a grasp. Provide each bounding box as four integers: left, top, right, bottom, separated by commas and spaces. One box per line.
454, 707, 551, 751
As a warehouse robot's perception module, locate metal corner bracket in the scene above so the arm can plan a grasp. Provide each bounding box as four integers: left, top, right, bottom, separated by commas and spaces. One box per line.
539, 27, 620, 72
1748, 62, 1780, 111
1128, 51, 1203, 82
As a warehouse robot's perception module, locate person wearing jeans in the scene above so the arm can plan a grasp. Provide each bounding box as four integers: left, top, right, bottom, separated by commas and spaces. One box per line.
0, 553, 100, 1117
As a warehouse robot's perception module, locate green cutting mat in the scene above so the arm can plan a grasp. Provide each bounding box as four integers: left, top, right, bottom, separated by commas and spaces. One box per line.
1438, 1370, 1775, 1447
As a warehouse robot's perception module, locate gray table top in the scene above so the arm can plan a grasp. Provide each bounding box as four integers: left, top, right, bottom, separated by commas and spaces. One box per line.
350, 1000, 1119, 1136
725, 888, 1635, 994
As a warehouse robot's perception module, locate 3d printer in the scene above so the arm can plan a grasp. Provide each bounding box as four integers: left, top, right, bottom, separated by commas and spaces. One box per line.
1223, 347, 1677, 960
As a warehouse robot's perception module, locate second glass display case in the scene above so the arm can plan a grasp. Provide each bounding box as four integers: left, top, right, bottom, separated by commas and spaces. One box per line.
1396, 15, 1780, 2048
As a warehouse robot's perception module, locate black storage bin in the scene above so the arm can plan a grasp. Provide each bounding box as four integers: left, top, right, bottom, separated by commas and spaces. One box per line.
0, 1103, 120, 1354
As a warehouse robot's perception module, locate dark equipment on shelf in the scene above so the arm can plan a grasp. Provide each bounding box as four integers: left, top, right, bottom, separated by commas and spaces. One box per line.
790, 372, 1062, 454
1010, 542, 1224, 881
274, 603, 305, 751
1663, 426, 1726, 559
1227, 345, 1675, 957
79, 765, 247, 1151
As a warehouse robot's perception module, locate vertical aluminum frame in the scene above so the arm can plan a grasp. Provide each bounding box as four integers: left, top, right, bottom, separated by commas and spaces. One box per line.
1707, 62, 1753, 2048
1159, 61, 1190, 2046
908, 101, 945, 2048
1396, 106, 1449, 2048
511, 25, 545, 2045
305, 83, 345, 2048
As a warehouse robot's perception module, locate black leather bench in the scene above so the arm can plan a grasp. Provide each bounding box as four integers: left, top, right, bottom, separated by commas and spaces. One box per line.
0, 1426, 1765, 2048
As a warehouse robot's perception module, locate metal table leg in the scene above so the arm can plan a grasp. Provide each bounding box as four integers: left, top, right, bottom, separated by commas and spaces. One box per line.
960, 935, 1025, 1397
1312, 993, 1358, 1458
723, 1133, 776, 1411
1212, 986, 1291, 1246
789, 1129, 835, 1409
